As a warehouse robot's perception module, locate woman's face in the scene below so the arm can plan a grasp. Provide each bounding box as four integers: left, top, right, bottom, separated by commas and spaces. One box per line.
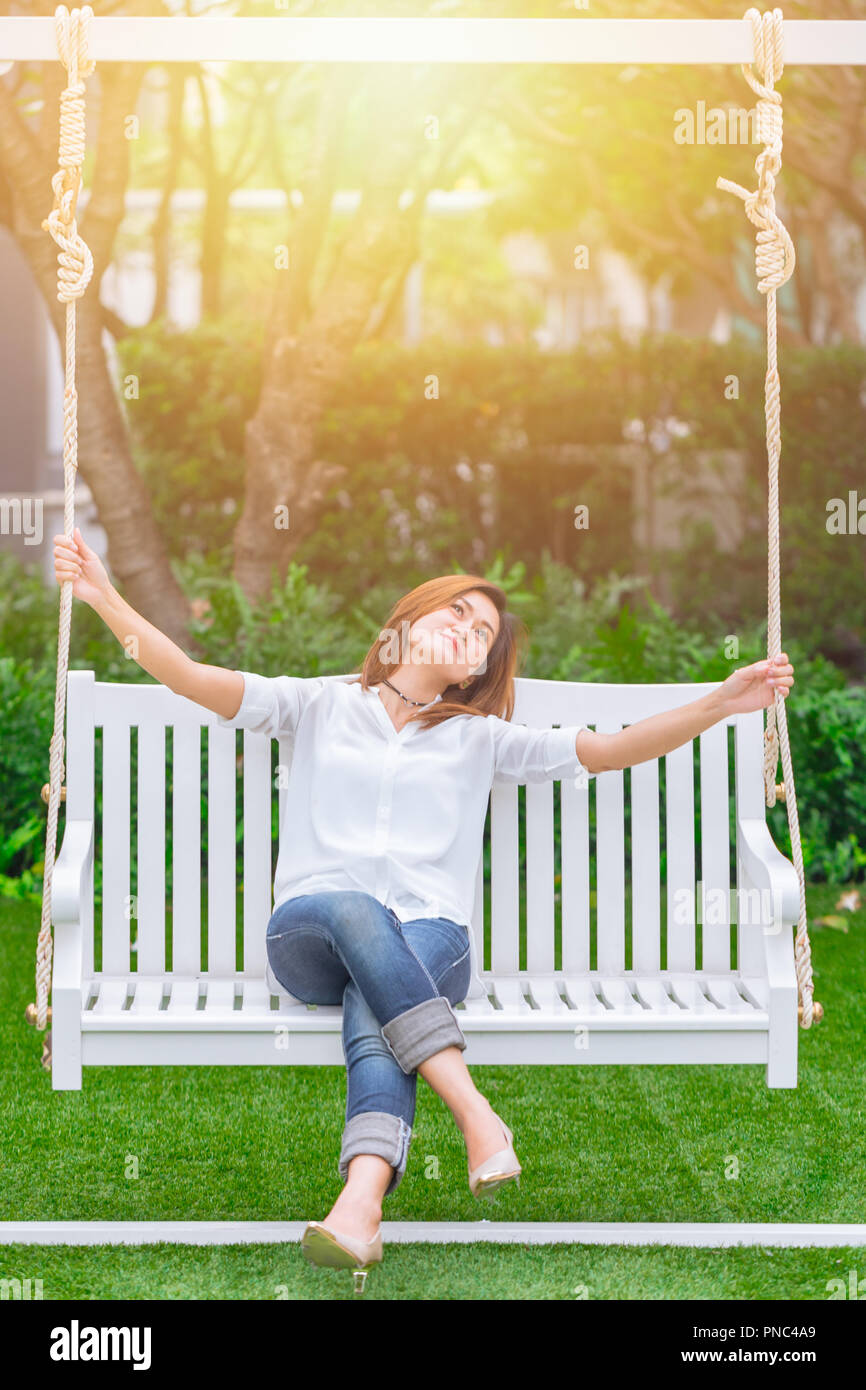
408, 590, 501, 682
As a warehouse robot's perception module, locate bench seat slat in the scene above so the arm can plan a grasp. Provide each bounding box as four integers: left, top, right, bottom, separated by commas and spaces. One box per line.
703, 974, 762, 1013
737, 974, 770, 1011
455, 993, 496, 1015
525, 977, 570, 1013
166, 979, 200, 1013
490, 977, 533, 1014
561, 976, 607, 1013
91, 979, 130, 1014
129, 979, 165, 1014
241, 979, 272, 1013
666, 974, 719, 1012
633, 976, 682, 1014
597, 977, 644, 1013
204, 979, 236, 1013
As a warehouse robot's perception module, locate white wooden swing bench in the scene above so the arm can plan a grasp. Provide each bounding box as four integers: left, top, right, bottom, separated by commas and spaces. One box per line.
49, 668, 801, 1092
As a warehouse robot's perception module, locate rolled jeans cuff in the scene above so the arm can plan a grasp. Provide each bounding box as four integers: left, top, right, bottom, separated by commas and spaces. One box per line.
380, 996, 466, 1076
339, 1111, 412, 1197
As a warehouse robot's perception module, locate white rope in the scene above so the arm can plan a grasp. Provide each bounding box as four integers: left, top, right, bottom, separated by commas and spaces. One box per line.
34, 6, 96, 1041
716, 7, 817, 1028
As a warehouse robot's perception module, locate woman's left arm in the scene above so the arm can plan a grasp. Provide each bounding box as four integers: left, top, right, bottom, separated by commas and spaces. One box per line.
575, 653, 795, 775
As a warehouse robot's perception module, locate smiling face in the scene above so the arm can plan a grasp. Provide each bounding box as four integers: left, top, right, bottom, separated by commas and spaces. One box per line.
407, 589, 501, 684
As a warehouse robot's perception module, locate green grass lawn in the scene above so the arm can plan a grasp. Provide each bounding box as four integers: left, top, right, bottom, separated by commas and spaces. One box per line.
1, 885, 863, 1300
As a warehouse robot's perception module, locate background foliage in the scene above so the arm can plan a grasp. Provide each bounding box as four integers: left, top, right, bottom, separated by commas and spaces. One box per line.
116, 324, 866, 669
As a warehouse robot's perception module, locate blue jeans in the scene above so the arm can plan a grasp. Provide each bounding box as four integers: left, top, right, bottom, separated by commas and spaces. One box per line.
265, 889, 473, 1198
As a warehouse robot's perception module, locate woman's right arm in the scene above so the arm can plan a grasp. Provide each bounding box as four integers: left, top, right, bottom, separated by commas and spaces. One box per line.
53, 527, 244, 719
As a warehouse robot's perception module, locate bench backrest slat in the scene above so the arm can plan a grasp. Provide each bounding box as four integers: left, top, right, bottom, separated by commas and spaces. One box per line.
207, 723, 238, 974
490, 781, 519, 975
631, 754, 661, 973
561, 776, 591, 974
101, 720, 131, 975
665, 741, 697, 971
526, 781, 555, 974
171, 722, 202, 975
243, 729, 273, 977
472, 841, 485, 973
596, 766, 627, 974
698, 722, 733, 973
137, 722, 166, 974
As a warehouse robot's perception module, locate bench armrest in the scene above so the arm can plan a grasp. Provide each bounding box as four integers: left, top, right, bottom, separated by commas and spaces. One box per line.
50, 819, 93, 1090
52, 820, 94, 926
737, 816, 799, 1086
736, 817, 800, 929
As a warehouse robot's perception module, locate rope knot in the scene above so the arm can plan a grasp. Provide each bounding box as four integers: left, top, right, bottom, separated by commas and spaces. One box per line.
716, 7, 795, 296
42, 7, 95, 304
41, 203, 94, 301
55, 5, 96, 82
755, 89, 782, 149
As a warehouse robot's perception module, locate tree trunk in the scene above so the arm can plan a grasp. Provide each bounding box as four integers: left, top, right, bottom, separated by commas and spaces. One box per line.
0, 64, 197, 650
65, 299, 201, 648
199, 179, 229, 321
233, 158, 421, 599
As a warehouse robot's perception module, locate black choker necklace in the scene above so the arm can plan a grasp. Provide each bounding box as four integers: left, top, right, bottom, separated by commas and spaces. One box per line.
382, 677, 432, 708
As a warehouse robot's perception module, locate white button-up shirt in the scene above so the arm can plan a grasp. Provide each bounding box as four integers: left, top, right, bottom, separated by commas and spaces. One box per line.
218, 671, 595, 1001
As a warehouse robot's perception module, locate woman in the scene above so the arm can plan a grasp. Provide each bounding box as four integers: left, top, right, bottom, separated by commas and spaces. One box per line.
53, 527, 794, 1286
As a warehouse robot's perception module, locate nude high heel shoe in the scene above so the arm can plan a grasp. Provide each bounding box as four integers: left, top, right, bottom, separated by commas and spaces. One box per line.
302, 1220, 383, 1296
467, 1115, 522, 1199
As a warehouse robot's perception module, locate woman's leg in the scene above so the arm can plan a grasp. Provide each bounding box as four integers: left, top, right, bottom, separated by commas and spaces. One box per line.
266, 894, 401, 1240
266, 890, 506, 1231
331, 910, 480, 1236
335, 914, 506, 1205
323, 978, 417, 1240
340, 977, 417, 1193
404, 920, 517, 1177
416, 1050, 511, 1175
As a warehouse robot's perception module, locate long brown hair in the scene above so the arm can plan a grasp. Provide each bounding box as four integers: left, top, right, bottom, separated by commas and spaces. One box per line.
347, 574, 528, 730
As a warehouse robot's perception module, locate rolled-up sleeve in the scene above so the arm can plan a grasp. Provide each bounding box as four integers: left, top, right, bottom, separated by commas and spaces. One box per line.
489, 716, 596, 785
216, 670, 327, 739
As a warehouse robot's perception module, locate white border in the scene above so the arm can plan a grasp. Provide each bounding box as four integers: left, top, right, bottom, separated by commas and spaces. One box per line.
1, 1221, 865, 1246
1, 18, 866, 66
